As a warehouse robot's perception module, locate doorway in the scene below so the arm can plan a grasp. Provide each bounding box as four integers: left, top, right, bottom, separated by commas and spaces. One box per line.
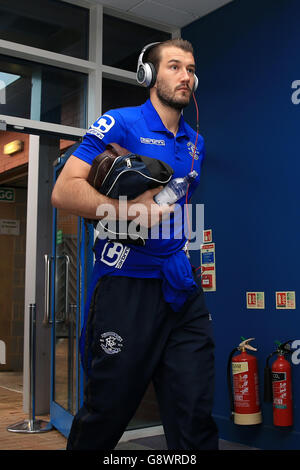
0, 130, 80, 405
0, 129, 28, 394
0, 126, 163, 438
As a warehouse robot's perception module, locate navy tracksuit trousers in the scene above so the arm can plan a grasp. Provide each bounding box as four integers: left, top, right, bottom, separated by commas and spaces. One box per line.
67, 274, 218, 450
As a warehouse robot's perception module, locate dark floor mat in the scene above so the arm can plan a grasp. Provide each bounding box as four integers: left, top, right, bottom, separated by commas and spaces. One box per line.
126, 435, 259, 450
130, 434, 167, 449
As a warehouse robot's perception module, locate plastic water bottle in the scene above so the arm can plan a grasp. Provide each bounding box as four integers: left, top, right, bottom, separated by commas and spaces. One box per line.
154, 170, 198, 205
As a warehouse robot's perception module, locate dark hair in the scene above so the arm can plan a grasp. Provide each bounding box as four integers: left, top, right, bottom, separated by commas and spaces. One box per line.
145, 38, 194, 72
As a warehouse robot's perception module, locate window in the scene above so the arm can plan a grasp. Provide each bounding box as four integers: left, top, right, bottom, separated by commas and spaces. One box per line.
0, 0, 89, 60
103, 15, 171, 72
0, 55, 87, 128
102, 78, 148, 114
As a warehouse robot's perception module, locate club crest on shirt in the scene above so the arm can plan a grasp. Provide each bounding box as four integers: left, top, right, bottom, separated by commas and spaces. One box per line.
100, 332, 123, 355
187, 141, 200, 159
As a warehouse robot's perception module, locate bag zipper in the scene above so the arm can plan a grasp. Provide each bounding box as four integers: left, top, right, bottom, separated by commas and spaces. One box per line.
105, 168, 172, 197
101, 155, 123, 188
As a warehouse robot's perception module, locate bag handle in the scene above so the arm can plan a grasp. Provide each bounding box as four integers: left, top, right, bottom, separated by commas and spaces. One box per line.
106, 143, 130, 157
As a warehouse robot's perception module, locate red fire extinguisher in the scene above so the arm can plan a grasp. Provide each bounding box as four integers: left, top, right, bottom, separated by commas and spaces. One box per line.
227, 337, 262, 425
264, 340, 293, 427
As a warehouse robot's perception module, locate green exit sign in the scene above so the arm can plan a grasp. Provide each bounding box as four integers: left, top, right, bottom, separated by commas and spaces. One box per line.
56, 229, 63, 245
0, 187, 15, 202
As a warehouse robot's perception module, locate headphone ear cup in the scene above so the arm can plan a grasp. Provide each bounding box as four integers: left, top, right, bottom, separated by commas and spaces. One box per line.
193, 74, 198, 92
137, 65, 146, 85
144, 62, 156, 88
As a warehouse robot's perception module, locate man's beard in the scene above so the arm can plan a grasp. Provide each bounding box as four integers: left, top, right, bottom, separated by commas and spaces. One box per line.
156, 78, 191, 111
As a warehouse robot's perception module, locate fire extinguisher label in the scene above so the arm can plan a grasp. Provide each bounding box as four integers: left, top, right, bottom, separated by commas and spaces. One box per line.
272, 372, 286, 382
272, 372, 288, 409
232, 362, 249, 374
232, 359, 261, 414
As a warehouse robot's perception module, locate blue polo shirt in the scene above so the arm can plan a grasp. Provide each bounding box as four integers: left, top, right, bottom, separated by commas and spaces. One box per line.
74, 98, 205, 313
74, 98, 204, 182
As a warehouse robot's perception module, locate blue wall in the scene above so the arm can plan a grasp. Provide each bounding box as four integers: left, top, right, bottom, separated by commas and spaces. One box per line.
183, 0, 300, 450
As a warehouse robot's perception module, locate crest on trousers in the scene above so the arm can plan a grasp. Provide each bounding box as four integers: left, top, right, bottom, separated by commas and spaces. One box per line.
100, 332, 123, 355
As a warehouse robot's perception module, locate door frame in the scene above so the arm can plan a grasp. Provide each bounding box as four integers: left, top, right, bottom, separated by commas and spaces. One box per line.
49, 148, 94, 437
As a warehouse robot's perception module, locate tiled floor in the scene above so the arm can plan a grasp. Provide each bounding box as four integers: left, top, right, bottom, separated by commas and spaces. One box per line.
0, 386, 67, 450
0, 373, 258, 451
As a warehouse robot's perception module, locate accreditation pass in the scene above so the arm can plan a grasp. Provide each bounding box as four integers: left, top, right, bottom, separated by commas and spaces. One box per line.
102, 453, 197, 466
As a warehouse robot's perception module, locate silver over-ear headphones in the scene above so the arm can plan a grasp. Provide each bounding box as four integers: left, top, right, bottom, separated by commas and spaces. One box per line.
136, 42, 198, 92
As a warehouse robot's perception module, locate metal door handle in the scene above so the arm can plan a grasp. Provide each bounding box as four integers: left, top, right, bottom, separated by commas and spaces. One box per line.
54, 254, 71, 324
44, 253, 72, 325
43, 254, 53, 325
64, 254, 70, 323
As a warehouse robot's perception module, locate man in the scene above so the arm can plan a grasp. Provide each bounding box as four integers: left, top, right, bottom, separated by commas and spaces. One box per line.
52, 38, 218, 450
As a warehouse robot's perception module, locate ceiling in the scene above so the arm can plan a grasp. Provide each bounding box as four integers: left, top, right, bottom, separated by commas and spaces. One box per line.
93, 0, 233, 28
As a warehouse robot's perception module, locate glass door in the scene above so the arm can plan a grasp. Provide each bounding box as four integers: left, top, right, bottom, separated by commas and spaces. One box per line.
48, 142, 161, 437
48, 143, 93, 437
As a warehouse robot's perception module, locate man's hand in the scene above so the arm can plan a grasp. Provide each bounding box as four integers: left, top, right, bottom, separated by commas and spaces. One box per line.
121, 186, 174, 229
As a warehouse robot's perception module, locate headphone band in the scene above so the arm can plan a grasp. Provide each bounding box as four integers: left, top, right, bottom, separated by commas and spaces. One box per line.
136, 41, 198, 92
136, 42, 161, 88
137, 42, 161, 69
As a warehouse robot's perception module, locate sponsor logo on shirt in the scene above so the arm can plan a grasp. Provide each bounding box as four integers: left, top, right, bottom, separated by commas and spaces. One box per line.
87, 114, 115, 140
140, 137, 165, 146
187, 141, 200, 159
100, 242, 130, 268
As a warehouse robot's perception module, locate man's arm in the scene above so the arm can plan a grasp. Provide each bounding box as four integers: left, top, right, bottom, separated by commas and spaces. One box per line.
51, 155, 114, 219
51, 155, 173, 227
